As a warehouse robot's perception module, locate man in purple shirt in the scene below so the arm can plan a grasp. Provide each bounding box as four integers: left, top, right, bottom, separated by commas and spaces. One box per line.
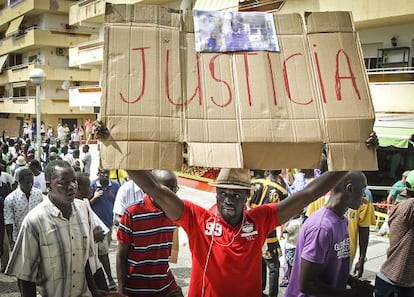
284, 171, 373, 297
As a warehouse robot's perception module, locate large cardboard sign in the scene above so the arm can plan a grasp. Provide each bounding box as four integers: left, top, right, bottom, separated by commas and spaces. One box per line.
100, 4, 378, 171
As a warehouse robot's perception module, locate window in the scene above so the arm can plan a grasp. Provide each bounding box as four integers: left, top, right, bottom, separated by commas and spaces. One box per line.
13, 87, 26, 97
364, 57, 379, 70
7, 53, 22, 67
0, 86, 5, 98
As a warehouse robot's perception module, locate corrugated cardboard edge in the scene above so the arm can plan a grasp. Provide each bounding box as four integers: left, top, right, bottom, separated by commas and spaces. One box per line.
305, 11, 355, 33
100, 141, 182, 170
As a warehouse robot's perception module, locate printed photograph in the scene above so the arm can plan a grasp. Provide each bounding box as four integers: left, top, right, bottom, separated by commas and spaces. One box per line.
193, 10, 279, 53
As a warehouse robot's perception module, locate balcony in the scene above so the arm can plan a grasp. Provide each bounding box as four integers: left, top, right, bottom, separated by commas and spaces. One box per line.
0, 96, 35, 114
0, 27, 95, 56
0, 0, 71, 27
0, 63, 100, 85
69, 39, 104, 67
0, 95, 96, 114
69, 85, 101, 107
69, 0, 105, 26
69, 0, 180, 26
280, 0, 414, 29
369, 81, 414, 113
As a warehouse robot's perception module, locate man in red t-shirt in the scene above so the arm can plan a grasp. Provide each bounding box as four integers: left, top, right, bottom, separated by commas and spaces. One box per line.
127, 168, 350, 297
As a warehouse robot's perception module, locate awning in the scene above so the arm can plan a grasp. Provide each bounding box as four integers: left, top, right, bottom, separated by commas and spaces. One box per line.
194, 0, 239, 11
0, 54, 8, 73
374, 113, 414, 148
5, 15, 24, 37
12, 82, 26, 88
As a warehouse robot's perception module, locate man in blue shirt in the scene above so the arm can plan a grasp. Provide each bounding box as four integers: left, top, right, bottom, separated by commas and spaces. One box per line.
91, 168, 120, 291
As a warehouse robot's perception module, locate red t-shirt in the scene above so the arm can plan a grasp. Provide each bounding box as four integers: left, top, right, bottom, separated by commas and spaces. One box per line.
176, 200, 279, 297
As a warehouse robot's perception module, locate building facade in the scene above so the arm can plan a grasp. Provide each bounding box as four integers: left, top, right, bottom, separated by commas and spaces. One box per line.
0, 0, 100, 137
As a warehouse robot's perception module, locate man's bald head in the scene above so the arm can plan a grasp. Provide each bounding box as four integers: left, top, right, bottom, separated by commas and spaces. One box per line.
152, 170, 178, 193
331, 171, 367, 210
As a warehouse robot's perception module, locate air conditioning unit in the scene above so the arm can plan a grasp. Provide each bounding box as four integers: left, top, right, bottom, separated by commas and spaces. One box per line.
56, 47, 66, 56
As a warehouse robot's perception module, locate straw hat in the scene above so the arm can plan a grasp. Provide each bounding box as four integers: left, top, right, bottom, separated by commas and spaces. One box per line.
209, 168, 252, 190
16, 156, 27, 166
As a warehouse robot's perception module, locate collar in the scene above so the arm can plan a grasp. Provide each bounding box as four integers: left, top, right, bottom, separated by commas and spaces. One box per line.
16, 187, 33, 197
96, 180, 112, 188
45, 196, 76, 218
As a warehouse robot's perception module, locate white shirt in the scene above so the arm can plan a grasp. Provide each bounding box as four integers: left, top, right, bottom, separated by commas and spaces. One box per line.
4, 187, 45, 241
113, 180, 145, 216
62, 153, 74, 165
33, 172, 47, 194
81, 152, 92, 175
0, 171, 15, 186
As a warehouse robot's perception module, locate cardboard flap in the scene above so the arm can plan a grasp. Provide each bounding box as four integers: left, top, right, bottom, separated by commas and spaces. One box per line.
242, 143, 322, 169
306, 11, 354, 33
273, 13, 304, 35
100, 140, 182, 170
188, 143, 244, 168
327, 143, 378, 171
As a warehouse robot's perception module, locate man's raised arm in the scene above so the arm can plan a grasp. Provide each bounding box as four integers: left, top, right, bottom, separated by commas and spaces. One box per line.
127, 170, 184, 221
277, 171, 347, 224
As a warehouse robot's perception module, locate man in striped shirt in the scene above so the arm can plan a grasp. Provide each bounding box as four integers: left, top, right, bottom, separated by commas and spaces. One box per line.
116, 170, 183, 297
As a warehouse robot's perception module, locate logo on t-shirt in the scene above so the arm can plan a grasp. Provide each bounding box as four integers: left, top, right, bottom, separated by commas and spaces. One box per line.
334, 238, 350, 259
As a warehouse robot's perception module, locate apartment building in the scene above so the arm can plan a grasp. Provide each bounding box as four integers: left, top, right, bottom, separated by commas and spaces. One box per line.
0, 0, 100, 136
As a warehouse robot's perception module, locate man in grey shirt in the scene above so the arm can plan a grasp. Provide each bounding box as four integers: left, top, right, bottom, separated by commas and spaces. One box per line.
81, 144, 92, 177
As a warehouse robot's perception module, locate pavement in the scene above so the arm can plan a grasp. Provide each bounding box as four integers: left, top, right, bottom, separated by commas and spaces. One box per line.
0, 144, 389, 296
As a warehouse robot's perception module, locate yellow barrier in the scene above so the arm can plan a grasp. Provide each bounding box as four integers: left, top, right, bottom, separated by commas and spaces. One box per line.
375, 211, 388, 230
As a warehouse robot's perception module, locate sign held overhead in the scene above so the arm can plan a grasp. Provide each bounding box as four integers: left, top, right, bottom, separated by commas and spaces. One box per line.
100, 4, 378, 171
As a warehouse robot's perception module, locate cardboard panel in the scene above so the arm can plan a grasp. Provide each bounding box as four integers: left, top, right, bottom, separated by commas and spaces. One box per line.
188, 142, 244, 168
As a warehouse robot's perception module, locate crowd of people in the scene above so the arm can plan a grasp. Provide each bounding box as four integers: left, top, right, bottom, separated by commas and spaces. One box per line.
0, 128, 413, 297
22, 118, 97, 147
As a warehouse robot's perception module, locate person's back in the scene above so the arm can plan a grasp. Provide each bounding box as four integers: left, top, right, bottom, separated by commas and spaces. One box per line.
81, 145, 92, 176
375, 170, 414, 296
249, 171, 287, 297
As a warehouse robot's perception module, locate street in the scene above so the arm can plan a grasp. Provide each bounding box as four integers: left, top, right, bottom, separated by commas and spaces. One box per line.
0, 144, 389, 296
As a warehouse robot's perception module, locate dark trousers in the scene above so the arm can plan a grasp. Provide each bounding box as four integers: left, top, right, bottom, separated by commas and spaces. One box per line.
262, 255, 280, 297
375, 276, 414, 297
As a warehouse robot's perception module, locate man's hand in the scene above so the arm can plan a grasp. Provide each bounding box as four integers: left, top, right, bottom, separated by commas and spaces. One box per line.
93, 189, 104, 199
353, 258, 365, 278
94, 120, 110, 140
93, 226, 105, 243
365, 131, 379, 149
349, 276, 374, 297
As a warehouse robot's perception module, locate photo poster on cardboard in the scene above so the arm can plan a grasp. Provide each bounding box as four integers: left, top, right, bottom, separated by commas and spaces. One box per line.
100, 4, 378, 171
193, 10, 279, 53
